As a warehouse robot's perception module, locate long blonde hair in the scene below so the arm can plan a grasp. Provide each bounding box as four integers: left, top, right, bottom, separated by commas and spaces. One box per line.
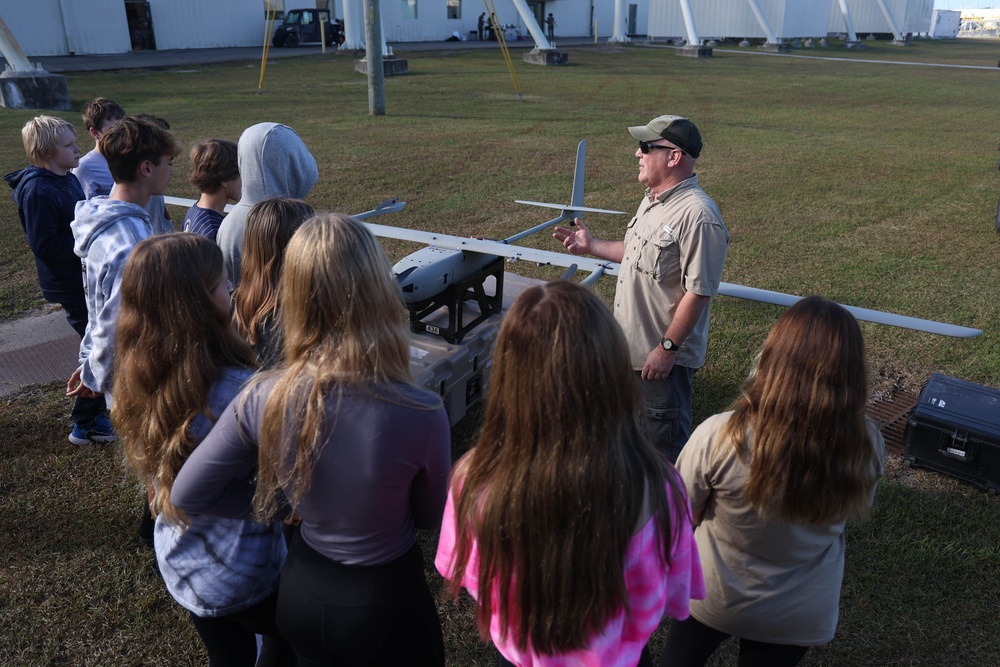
446, 281, 688, 655
113, 234, 255, 525
723, 295, 879, 524
252, 213, 417, 521
232, 197, 314, 347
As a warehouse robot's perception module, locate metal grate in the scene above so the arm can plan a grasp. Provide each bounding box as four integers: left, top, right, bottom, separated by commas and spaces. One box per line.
867, 388, 919, 455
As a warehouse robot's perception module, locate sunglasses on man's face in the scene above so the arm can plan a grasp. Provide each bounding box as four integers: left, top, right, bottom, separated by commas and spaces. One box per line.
639, 140, 685, 155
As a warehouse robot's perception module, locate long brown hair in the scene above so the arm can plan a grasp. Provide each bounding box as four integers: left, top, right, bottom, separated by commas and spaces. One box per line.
252, 213, 421, 521
723, 295, 879, 524
446, 281, 687, 655
113, 234, 255, 525
232, 197, 314, 347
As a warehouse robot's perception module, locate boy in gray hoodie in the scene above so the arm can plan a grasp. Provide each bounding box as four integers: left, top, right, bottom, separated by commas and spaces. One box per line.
216, 122, 318, 288
67, 116, 180, 406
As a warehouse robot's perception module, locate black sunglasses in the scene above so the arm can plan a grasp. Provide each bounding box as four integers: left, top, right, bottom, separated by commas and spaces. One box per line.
639, 140, 685, 155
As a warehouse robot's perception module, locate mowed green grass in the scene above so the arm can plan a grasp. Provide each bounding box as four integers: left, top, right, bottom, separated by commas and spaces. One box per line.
1, 39, 999, 665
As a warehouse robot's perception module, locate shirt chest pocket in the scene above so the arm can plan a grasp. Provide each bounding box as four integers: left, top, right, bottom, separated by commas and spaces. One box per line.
631, 223, 679, 281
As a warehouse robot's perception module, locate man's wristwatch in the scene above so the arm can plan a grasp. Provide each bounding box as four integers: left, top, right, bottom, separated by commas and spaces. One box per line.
660, 337, 679, 352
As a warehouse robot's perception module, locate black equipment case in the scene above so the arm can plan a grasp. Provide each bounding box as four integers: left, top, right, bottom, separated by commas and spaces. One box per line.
902, 373, 1000, 495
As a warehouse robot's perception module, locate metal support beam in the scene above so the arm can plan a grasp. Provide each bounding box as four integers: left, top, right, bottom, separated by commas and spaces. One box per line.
508, 0, 551, 49
0, 14, 36, 72
837, 0, 859, 42
609, 0, 630, 44
343, 0, 365, 50
873, 0, 906, 42
678, 0, 701, 46
745, 0, 779, 44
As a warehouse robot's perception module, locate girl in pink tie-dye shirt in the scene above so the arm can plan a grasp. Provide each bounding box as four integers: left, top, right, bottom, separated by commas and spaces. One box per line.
436, 281, 705, 667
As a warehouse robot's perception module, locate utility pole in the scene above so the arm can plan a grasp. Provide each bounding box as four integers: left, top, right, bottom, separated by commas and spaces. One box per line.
363, 0, 385, 115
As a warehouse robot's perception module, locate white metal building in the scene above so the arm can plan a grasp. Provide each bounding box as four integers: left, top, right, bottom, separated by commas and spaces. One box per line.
2, 0, 648, 57
2, 0, 267, 56
648, 0, 829, 41
352, 0, 648, 43
827, 0, 933, 37
647, 0, 933, 41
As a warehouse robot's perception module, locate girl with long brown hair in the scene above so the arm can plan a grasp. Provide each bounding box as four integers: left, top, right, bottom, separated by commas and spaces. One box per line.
231, 197, 314, 368
660, 295, 885, 667
172, 214, 450, 666
113, 233, 290, 667
436, 280, 705, 666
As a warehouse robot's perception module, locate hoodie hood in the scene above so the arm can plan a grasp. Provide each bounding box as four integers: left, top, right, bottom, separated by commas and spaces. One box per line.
237, 122, 318, 206
6, 166, 61, 203
217, 122, 318, 287
71, 196, 151, 260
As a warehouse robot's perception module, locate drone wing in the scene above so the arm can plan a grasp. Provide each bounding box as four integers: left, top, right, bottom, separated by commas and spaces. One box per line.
368, 223, 982, 338
161, 196, 406, 219
718, 283, 982, 338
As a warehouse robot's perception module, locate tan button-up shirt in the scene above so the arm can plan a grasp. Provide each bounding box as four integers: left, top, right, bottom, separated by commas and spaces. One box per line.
614, 175, 729, 370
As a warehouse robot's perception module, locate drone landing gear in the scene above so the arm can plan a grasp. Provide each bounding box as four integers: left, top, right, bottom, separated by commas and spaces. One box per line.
406, 256, 504, 344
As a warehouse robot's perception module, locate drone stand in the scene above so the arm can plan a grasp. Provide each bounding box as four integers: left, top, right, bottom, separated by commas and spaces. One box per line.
406, 256, 504, 344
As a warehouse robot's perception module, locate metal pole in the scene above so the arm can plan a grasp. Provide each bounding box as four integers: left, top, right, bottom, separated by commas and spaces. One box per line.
609, 0, 629, 43
507, 0, 550, 48
873, 0, 906, 41
745, 0, 779, 44
363, 0, 386, 115
837, 0, 859, 42
677, 0, 701, 46
0, 15, 36, 72
343, 0, 364, 50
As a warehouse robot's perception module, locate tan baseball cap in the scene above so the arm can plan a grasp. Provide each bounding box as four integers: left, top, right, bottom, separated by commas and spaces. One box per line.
627, 115, 702, 159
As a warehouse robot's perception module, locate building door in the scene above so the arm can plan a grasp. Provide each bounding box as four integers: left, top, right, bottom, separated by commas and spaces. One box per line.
527, 2, 545, 32
628, 3, 637, 37
124, 1, 156, 50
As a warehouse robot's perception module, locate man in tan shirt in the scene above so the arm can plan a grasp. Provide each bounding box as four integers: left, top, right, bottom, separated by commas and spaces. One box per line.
555, 115, 729, 461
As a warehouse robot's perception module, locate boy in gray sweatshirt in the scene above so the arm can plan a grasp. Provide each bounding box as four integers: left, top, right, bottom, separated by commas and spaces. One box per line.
67, 116, 180, 406
216, 122, 317, 288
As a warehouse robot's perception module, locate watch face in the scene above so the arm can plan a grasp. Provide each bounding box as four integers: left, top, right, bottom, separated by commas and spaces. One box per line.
661, 338, 676, 351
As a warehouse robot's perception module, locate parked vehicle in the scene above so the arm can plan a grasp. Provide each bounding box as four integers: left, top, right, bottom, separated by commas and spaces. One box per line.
273, 9, 345, 47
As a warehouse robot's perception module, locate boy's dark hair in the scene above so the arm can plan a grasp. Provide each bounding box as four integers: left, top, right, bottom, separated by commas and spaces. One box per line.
100, 116, 180, 184
81, 98, 125, 132
133, 113, 171, 130
188, 138, 239, 193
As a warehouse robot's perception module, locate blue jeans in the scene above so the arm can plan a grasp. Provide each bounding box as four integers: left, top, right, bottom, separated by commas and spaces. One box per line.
637, 366, 695, 464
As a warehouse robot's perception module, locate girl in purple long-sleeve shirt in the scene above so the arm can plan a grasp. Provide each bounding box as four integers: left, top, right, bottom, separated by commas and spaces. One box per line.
173, 214, 450, 666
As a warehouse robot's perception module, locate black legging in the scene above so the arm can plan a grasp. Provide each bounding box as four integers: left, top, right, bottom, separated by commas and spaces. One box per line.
659, 615, 810, 667
189, 591, 296, 667
276, 528, 445, 667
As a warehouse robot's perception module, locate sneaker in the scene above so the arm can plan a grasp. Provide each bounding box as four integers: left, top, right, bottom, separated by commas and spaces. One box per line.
68, 413, 118, 445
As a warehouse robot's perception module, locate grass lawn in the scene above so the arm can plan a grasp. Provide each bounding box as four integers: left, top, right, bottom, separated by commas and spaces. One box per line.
2, 38, 1000, 665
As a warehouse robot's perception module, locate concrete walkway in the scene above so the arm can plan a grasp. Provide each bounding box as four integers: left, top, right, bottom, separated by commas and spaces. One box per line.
0, 309, 79, 398
3, 38, 605, 74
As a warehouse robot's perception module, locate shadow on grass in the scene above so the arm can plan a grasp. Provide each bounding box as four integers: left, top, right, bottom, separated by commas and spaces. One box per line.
4, 383, 1000, 666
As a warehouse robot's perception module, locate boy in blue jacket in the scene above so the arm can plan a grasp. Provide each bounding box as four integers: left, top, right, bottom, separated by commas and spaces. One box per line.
4, 115, 114, 445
